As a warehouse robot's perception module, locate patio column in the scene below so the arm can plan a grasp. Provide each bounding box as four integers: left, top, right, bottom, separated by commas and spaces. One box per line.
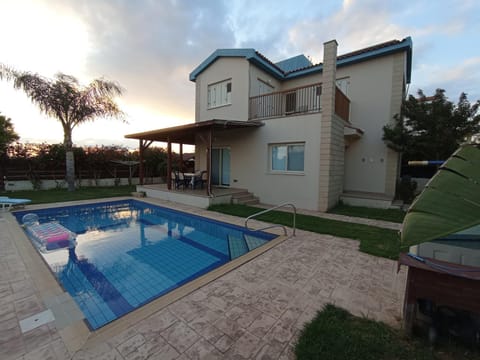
206, 127, 212, 196
179, 143, 184, 172
139, 140, 144, 185
139, 139, 153, 185
167, 137, 172, 190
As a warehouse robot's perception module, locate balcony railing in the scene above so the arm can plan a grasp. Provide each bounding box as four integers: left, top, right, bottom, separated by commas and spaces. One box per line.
248, 82, 350, 122
335, 87, 350, 122
249, 83, 321, 120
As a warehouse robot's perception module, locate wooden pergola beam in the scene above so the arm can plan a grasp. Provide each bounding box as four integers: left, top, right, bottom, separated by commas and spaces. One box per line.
139, 139, 153, 185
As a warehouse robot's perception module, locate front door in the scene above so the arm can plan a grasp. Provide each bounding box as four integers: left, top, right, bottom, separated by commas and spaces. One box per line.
212, 148, 230, 186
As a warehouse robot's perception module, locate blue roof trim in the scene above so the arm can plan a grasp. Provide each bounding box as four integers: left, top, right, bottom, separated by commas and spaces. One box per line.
335, 36, 413, 83
190, 37, 413, 83
189, 49, 284, 81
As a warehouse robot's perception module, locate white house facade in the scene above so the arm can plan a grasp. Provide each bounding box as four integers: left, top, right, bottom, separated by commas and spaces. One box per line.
127, 37, 413, 211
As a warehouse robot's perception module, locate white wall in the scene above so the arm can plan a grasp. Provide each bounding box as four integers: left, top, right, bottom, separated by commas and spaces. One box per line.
4, 177, 159, 191
196, 57, 250, 122
196, 113, 322, 210
339, 53, 405, 195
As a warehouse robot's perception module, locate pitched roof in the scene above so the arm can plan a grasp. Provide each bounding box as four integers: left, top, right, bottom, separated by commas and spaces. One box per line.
275, 54, 312, 72
189, 37, 413, 83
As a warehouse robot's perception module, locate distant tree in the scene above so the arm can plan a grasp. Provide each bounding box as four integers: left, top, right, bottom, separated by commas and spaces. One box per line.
4, 69, 125, 191
0, 113, 20, 190
383, 89, 480, 161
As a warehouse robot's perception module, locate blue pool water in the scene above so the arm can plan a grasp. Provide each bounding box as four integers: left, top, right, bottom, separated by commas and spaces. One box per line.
14, 200, 276, 330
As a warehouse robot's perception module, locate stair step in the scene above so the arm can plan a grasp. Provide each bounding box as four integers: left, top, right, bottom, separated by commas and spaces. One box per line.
238, 198, 259, 205
227, 234, 249, 260
244, 234, 268, 251
231, 191, 259, 205
231, 193, 254, 200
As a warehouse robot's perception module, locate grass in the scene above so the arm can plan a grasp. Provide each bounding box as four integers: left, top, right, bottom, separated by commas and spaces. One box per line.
208, 204, 401, 259
295, 304, 480, 360
0, 185, 136, 204
329, 203, 406, 223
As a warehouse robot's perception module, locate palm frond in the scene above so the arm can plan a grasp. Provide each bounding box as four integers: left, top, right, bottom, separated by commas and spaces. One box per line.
401, 144, 480, 248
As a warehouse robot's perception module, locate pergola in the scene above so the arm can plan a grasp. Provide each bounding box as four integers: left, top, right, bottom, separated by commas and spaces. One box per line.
125, 119, 264, 196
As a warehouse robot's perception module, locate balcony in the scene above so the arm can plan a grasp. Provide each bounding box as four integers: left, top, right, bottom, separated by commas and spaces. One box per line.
248, 83, 350, 122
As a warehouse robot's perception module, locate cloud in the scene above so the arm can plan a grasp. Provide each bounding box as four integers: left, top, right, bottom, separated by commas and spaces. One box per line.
414, 57, 480, 101
43, 0, 235, 122
275, 0, 411, 63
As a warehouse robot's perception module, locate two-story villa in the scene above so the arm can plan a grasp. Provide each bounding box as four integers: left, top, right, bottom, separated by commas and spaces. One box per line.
127, 37, 413, 211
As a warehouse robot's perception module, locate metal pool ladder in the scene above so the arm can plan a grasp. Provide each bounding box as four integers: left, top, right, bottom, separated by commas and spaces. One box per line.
244, 202, 296, 236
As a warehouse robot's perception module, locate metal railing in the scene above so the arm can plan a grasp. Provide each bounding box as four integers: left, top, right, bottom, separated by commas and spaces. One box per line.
244, 202, 297, 236
249, 84, 321, 120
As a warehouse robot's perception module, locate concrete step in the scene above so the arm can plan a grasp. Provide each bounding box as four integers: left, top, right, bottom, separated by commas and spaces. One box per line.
239, 197, 259, 205
231, 191, 259, 205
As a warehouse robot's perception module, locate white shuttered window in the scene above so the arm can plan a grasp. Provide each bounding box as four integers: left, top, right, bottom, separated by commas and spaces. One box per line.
207, 79, 232, 109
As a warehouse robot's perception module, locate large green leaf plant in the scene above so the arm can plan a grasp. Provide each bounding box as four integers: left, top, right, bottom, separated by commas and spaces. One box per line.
401, 144, 480, 248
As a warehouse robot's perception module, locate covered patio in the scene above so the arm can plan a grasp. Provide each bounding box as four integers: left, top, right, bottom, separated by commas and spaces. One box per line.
125, 120, 264, 206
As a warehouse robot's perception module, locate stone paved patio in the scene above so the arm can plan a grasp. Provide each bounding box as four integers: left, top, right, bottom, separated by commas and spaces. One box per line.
0, 200, 407, 359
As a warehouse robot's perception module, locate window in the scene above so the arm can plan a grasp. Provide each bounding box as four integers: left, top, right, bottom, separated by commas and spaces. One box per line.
270, 143, 305, 172
207, 79, 232, 109
336, 78, 349, 96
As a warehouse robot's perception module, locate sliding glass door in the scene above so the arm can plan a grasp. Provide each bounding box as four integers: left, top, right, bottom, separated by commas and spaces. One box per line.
211, 148, 230, 186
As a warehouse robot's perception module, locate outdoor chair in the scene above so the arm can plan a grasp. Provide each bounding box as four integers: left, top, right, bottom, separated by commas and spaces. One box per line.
171, 171, 188, 190
194, 171, 208, 189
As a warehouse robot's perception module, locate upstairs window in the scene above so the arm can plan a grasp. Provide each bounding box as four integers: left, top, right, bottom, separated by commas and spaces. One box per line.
336, 78, 349, 96
207, 79, 232, 109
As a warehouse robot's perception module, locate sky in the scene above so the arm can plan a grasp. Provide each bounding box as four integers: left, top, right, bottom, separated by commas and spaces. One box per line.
0, 0, 479, 149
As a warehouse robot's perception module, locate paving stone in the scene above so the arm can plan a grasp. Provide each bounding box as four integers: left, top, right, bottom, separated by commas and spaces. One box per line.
0, 281, 12, 299
213, 317, 244, 339
191, 322, 224, 344
14, 295, 44, 320
224, 331, 264, 359
23, 344, 57, 360
116, 333, 145, 357
10, 279, 36, 301
235, 308, 262, 328
22, 324, 53, 353
213, 334, 235, 353
148, 343, 180, 360
247, 312, 277, 339
0, 316, 22, 343
184, 338, 223, 360
134, 309, 178, 340
124, 336, 168, 360
0, 301, 16, 322
0, 335, 25, 360
160, 320, 199, 353
254, 340, 286, 360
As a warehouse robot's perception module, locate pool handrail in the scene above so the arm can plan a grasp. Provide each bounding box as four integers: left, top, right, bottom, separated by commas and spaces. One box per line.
244, 202, 296, 236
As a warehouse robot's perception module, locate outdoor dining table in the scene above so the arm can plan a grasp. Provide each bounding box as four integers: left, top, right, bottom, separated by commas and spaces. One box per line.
183, 173, 198, 189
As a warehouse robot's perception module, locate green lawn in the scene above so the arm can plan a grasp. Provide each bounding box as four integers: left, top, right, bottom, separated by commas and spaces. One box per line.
329, 203, 406, 223
0, 185, 136, 204
208, 204, 401, 259
295, 304, 478, 360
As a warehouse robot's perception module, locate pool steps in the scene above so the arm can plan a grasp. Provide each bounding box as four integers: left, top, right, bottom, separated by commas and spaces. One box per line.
227, 234, 268, 260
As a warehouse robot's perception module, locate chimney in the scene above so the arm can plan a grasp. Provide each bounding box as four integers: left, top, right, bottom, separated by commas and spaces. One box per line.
318, 40, 344, 211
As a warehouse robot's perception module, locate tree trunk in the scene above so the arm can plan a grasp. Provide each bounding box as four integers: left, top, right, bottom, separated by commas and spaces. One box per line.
64, 128, 76, 192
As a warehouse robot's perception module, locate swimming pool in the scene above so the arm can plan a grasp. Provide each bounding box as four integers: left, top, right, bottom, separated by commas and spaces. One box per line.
14, 199, 276, 330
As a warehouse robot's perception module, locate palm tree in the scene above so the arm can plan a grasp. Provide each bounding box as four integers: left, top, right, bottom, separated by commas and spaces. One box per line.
7, 70, 125, 191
